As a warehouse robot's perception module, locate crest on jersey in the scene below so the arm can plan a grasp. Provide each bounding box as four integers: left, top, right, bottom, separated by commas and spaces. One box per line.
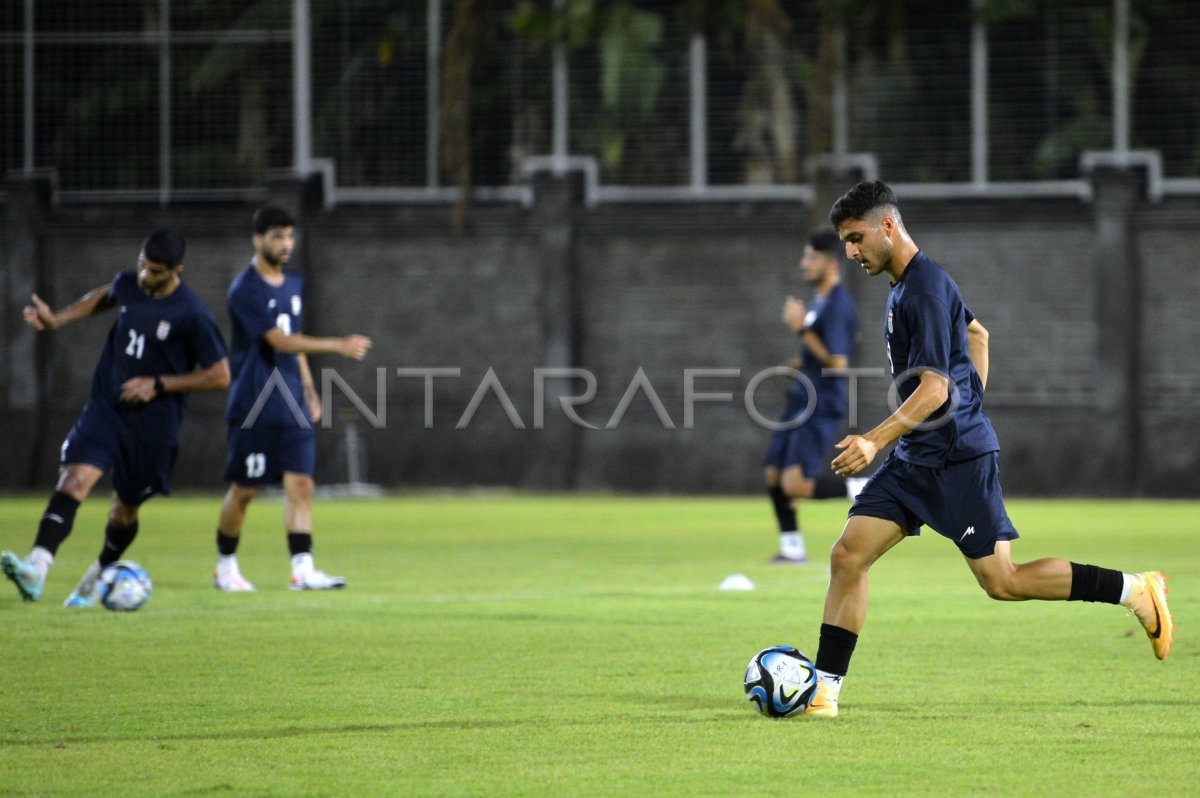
156, 320, 171, 340
291, 295, 301, 316
887, 309, 894, 334
268, 298, 276, 309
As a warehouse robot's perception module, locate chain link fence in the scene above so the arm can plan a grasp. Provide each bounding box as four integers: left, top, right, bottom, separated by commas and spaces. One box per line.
3, 0, 1198, 200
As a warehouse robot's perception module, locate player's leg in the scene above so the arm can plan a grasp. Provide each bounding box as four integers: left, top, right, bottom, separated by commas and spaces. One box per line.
282, 471, 344, 591
215, 424, 266, 591
64, 493, 144, 608
764, 425, 799, 560
214, 482, 258, 591
964, 541, 1173, 660
2, 463, 104, 602
804, 513, 907, 717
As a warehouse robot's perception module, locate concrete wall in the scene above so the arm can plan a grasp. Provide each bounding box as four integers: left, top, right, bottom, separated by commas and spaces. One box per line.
3, 168, 1196, 497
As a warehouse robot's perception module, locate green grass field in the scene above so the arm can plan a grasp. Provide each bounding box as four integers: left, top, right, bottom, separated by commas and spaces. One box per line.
0, 494, 1195, 796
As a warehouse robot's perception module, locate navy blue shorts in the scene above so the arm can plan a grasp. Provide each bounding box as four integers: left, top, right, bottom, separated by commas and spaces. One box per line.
764, 396, 842, 478
848, 451, 1019, 559
61, 402, 177, 507
223, 422, 316, 486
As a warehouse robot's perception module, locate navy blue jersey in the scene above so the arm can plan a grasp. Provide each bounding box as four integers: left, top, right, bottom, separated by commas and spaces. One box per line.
225, 264, 307, 427
89, 270, 227, 441
884, 252, 998, 466
788, 283, 858, 416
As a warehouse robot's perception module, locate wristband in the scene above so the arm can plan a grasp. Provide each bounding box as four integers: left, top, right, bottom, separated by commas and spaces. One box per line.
153, 375, 165, 395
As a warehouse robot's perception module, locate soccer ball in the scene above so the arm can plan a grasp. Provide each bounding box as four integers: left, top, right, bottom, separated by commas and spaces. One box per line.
98, 561, 152, 612
743, 646, 817, 717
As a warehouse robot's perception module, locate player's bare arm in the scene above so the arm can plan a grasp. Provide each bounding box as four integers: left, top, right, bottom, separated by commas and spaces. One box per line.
23, 286, 116, 332
831, 370, 950, 476
119, 357, 231, 403
782, 296, 848, 369
263, 327, 373, 360
297, 353, 322, 423
966, 318, 989, 390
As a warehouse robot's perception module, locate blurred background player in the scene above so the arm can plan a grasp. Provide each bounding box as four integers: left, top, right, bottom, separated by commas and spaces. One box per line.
1, 229, 230, 606
803, 180, 1173, 718
762, 230, 861, 563
213, 205, 372, 592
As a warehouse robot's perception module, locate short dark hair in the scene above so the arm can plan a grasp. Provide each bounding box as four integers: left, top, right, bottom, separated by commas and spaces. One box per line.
808, 228, 843, 257
828, 180, 899, 229
142, 228, 186, 266
252, 205, 295, 234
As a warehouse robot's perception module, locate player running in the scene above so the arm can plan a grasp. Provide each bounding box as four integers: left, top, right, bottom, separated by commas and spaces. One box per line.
763, 229, 861, 564
803, 181, 1173, 718
212, 205, 372, 592
2, 229, 230, 606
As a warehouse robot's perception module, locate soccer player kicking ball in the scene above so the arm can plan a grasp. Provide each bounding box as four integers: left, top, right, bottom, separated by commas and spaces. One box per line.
802, 181, 1173, 718
2, 229, 230, 606
212, 205, 372, 592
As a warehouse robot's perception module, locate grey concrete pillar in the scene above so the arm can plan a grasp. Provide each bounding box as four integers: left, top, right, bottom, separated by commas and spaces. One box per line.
3, 169, 57, 486
527, 170, 585, 489
1088, 165, 1145, 491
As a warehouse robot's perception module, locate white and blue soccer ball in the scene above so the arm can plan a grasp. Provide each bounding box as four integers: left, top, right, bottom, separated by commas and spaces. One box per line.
98, 561, 152, 612
744, 646, 817, 718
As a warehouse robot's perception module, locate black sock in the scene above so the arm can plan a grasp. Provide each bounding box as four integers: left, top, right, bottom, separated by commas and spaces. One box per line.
767, 486, 797, 532
33, 492, 81, 555
814, 623, 859, 677
287, 531, 312, 557
99, 521, 139, 568
217, 530, 240, 556
1067, 562, 1125, 604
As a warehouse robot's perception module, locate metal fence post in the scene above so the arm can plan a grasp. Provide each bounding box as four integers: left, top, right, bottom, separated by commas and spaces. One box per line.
159, 0, 172, 206
427, 0, 441, 189
293, 0, 312, 175
971, 0, 988, 187
689, 34, 706, 191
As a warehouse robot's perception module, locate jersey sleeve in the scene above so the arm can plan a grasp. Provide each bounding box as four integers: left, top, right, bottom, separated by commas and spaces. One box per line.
901, 294, 953, 375
227, 281, 277, 343
964, 305, 976, 325
109, 270, 134, 302
186, 305, 228, 368
821, 296, 857, 358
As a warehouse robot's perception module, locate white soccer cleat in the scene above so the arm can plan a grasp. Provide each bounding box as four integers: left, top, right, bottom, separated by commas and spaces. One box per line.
213, 568, 256, 592
290, 570, 346, 591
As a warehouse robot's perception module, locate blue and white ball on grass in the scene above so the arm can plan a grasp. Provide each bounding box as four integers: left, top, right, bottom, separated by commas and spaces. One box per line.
744, 646, 816, 717
98, 561, 152, 611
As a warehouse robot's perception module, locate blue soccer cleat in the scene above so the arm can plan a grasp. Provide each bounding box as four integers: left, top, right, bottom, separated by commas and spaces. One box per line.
63, 563, 102, 608
1, 551, 45, 602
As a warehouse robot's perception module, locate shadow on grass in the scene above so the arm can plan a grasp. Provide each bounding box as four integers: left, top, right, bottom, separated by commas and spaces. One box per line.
0, 712, 758, 748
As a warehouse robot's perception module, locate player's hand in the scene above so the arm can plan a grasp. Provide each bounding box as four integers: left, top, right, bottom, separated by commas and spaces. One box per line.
119, 376, 158, 403
23, 294, 57, 331
306, 390, 323, 424
785, 356, 802, 371
831, 435, 878, 476
339, 335, 373, 361
782, 296, 807, 332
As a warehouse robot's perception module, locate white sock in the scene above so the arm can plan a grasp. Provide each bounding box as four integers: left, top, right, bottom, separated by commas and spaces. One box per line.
815, 669, 844, 698
291, 553, 313, 577
1119, 573, 1136, 605
780, 532, 806, 560
217, 554, 239, 573
28, 547, 54, 582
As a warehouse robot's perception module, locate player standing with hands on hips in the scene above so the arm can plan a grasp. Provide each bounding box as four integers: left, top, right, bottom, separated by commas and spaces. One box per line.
2, 229, 230, 606
212, 205, 372, 592
802, 181, 1173, 718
